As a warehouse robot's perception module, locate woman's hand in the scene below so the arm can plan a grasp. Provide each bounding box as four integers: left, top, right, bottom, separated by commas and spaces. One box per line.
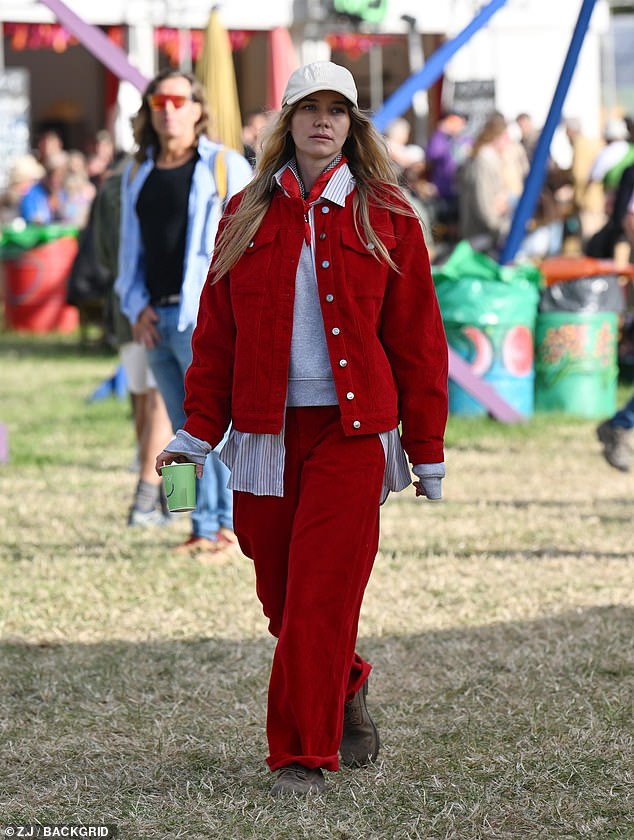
413, 478, 442, 501
155, 450, 204, 479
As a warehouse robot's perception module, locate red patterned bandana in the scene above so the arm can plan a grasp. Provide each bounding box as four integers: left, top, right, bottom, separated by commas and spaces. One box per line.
279, 155, 347, 244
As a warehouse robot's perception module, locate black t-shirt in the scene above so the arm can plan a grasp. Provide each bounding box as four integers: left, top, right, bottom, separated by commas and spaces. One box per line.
136, 154, 197, 301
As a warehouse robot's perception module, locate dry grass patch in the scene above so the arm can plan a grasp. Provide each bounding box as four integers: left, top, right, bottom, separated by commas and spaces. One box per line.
0, 335, 632, 838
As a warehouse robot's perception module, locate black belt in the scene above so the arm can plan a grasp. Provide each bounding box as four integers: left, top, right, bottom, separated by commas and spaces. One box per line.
152, 295, 180, 306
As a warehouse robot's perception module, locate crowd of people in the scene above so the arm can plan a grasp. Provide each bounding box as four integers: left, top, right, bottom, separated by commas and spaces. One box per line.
381, 107, 634, 473
0, 127, 117, 228
382, 107, 634, 267
0, 62, 633, 794
2, 83, 634, 475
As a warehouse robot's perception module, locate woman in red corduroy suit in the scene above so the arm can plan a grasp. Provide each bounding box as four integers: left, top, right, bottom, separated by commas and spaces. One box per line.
156, 61, 448, 796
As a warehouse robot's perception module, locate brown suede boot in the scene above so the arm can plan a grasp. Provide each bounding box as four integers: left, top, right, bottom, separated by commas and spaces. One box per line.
269, 763, 326, 796
340, 679, 380, 767
597, 421, 631, 471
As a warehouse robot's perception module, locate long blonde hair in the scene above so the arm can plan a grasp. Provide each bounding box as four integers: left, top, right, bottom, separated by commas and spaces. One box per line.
210, 102, 414, 280
470, 112, 508, 158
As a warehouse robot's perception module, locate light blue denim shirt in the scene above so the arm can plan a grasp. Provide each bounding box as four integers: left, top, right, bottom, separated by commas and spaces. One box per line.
115, 135, 253, 331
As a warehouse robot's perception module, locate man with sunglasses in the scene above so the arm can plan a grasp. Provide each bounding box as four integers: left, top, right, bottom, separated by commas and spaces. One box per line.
115, 68, 253, 557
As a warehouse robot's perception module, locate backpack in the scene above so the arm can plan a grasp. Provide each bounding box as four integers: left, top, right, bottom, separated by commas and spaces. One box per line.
214, 148, 228, 206
66, 202, 111, 306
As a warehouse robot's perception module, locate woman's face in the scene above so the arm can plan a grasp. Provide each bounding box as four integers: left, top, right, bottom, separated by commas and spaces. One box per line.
290, 90, 351, 167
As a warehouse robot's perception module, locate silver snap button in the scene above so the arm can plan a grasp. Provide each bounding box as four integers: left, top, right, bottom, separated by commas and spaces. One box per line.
332, 327, 340, 335
366, 242, 375, 250
325, 294, 334, 302
321, 206, 330, 214
353, 420, 361, 429
339, 359, 347, 367
321, 260, 330, 269
346, 391, 354, 400
247, 241, 255, 248
319, 232, 326, 240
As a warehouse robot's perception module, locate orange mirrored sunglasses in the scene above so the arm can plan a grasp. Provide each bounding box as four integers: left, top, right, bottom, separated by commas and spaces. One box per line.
148, 93, 192, 111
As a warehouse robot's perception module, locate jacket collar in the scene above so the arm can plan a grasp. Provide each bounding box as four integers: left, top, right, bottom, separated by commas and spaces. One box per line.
273, 159, 355, 207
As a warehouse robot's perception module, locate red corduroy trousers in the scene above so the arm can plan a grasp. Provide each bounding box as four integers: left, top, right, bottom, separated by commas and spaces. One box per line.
233, 406, 386, 772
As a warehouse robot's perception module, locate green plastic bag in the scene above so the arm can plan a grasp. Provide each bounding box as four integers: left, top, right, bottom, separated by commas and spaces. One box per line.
432, 241, 543, 288
432, 241, 542, 326
0, 223, 79, 260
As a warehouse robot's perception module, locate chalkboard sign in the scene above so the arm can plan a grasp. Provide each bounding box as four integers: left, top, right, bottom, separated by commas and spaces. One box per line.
0, 68, 31, 193
449, 78, 496, 133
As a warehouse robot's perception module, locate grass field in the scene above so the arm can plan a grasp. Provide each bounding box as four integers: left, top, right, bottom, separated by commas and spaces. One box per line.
0, 333, 632, 839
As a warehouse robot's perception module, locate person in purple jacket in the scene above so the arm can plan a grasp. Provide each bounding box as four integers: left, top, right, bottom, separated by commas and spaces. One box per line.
425, 109, 471, 234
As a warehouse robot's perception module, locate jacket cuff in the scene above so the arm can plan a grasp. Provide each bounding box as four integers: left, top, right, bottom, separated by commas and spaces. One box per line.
412, 462, 445, 501
163, 429, 212, 466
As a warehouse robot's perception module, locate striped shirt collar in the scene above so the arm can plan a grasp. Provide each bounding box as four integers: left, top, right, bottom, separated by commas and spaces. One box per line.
273, 157, 355, 207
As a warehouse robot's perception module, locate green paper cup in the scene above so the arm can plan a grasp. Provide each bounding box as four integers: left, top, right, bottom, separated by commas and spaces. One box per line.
161, 462, 197, 512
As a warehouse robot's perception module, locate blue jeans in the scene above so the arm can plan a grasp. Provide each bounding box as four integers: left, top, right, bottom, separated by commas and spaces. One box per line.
611, 392, 634, 430
148, 305, 232, 538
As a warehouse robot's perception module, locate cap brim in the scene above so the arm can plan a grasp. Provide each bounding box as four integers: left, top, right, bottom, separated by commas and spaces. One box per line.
284, 84, 357, 108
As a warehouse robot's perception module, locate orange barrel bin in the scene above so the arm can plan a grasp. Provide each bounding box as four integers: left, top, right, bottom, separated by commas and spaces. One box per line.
1, 225, 79, 333
539, 255, 634, 286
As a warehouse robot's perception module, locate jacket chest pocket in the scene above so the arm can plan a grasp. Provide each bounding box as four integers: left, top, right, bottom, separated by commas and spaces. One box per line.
230, 227, 279, 294
340, 228, 393, 297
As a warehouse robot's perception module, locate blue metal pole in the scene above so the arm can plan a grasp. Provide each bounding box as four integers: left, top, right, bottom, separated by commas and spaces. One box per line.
373, 0, 509, 132
499, 0, 598, 264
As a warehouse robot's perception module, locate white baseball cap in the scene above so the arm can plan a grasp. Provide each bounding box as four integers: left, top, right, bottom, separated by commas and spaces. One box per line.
604, 118, 629, 142
282, 61, 358, 109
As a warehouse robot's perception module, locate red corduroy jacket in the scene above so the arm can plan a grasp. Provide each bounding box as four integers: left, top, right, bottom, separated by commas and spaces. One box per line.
183, 186, 448, 466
